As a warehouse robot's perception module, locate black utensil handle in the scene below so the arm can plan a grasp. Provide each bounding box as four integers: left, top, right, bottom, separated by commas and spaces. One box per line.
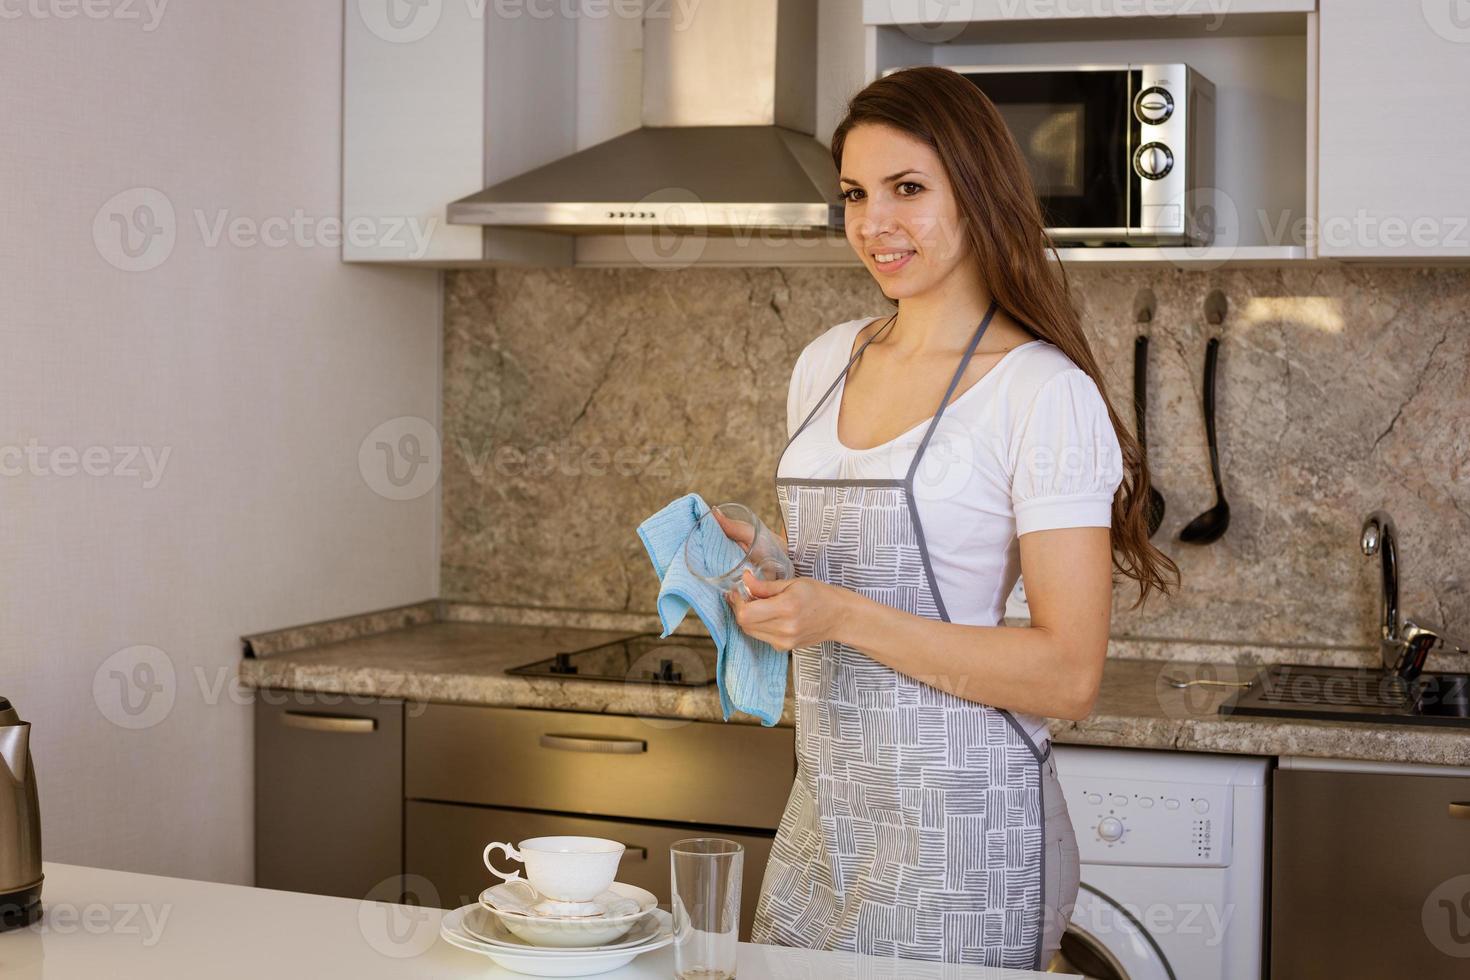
1203, 337, 1223, 497
1133, 335, 1149, 450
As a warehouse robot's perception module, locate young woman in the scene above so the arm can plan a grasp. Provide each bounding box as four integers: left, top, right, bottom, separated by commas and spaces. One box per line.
727, 66, 1178, 970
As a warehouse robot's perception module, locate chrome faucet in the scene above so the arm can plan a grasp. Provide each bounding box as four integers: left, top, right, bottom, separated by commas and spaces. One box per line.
1360, 510, 1467, 682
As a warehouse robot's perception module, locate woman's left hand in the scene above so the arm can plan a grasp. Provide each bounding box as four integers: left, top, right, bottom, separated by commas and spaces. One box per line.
725, 569, 848, 652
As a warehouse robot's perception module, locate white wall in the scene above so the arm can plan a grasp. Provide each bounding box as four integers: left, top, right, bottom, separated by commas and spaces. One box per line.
0, 2, 440, 884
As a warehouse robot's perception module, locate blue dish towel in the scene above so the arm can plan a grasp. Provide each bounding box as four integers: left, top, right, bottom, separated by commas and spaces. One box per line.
636, 493, 788, 726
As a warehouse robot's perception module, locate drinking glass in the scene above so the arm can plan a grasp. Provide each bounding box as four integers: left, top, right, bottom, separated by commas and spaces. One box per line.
670, 838, 743, 980
682, 502, 793, 601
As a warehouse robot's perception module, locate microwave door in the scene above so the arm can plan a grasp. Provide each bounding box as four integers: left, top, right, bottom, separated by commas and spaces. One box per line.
958, 68, 1137, 245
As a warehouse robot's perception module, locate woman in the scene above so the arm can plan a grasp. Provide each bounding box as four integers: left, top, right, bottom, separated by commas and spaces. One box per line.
728, 66, 1178, 970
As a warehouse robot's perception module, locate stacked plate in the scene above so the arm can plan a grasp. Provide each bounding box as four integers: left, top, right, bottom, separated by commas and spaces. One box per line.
439, 881, 672, 977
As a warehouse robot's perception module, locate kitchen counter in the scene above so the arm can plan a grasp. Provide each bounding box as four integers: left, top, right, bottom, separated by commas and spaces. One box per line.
239, 609, 1470, 767
242, 619, 758, 722
0, 863, 1074, 979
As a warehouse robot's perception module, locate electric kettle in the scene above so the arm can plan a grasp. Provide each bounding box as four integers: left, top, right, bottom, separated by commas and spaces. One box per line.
0, 696, 42, 930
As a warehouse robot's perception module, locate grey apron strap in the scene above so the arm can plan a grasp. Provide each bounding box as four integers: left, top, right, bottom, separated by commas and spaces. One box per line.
781, 313, 897, 455
904, 298, 1000, 484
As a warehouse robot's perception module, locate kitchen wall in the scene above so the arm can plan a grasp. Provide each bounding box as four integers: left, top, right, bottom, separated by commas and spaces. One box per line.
1, 6, 440, 883
442, 264, 1469, 654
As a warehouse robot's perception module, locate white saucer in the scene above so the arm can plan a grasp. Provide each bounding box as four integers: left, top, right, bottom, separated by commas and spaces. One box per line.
441, 905, 672, 977
478, 881, 659, 948
461, 902, 665, 952
482, 879, 645, 919
532, 897, 602, 917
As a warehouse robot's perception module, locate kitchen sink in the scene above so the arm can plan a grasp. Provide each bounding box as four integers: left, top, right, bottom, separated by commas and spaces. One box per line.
1219, 664, 1470, 728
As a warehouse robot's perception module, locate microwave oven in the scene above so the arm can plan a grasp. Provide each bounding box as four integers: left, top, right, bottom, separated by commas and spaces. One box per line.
940, 64, 1216, 246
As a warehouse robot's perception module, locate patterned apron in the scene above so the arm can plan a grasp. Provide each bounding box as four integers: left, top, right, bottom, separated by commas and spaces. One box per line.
750, 300, 1050, 969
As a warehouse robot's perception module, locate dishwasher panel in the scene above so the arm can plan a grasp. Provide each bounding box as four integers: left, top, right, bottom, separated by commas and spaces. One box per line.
1272, 764, 1470, 978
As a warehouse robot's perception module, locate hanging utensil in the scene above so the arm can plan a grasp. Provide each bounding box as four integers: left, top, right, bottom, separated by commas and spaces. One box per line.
1180, 290, 1231, 544
1134, 335, 1166, 537
1131, 290, 1165, 538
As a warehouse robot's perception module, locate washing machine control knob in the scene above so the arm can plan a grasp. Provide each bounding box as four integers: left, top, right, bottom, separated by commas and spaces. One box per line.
1097, 816, 1125, 841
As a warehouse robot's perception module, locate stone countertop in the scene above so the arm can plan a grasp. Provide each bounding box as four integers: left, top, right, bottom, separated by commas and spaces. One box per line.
241, 621, 738, 724
238, 614, 1470, 767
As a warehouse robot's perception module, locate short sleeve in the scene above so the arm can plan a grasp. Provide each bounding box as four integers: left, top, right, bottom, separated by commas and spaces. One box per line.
786, 345, 810, 439
1010, 369, 1124, 535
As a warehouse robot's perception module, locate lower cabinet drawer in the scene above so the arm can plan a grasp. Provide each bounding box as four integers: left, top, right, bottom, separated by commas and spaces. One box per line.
405, 801, 775, 941
254, 695, 403, 901
406, 703, 794, 830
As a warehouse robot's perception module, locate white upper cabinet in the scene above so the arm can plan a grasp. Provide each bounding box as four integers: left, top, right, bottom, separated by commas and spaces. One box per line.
343, 0, 484, 262
342, 0, 575, 265
1316, 0, 1470, 259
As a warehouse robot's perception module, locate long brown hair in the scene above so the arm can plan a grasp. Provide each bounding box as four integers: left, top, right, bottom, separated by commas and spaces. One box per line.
831, 65, 1178, 607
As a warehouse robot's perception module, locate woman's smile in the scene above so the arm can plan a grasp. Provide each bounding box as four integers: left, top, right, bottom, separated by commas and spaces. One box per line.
872, 248, 916, 273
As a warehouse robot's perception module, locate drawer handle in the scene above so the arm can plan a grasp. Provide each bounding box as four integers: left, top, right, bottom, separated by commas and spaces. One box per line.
620, 845, 648, 861
1451, 802, 1470, 821
538, 734, 646, 754
282, 711, 377, 734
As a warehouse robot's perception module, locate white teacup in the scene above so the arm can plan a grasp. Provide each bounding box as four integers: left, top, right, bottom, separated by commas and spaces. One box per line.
483, 835, 625, 905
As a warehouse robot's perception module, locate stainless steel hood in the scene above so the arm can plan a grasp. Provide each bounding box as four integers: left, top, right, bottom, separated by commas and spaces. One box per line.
447, 0, 842, 234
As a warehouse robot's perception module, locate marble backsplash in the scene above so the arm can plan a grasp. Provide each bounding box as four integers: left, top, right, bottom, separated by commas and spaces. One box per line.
441, 264, 1469, 654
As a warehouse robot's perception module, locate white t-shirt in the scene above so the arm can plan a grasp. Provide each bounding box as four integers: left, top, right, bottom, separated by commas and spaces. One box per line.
777, 315, 1125, 748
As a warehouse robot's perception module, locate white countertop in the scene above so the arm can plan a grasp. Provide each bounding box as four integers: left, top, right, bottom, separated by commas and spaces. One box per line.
0, 863, 1074, 979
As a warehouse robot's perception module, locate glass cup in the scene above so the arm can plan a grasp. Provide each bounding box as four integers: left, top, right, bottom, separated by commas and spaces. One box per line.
670, 838, 743, 980
682, 502, 793, 601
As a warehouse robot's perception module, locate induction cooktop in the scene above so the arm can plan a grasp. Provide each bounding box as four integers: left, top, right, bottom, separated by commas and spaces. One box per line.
505, 633, 718, 687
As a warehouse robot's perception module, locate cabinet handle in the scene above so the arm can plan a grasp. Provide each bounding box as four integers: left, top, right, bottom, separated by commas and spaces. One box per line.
282, 711, 377, 734
1451, 802, 1470, 821
538, 734, 646, 754
619, 845, 648, 861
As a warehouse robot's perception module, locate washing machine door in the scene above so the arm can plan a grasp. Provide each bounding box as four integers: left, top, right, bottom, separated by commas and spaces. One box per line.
1047, 883, 1175, 979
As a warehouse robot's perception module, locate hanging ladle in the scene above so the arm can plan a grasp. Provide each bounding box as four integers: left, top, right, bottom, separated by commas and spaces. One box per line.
1180, 290, 1231, 544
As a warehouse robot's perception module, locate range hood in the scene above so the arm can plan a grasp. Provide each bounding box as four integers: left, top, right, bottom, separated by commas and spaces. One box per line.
447, 0, 842, 234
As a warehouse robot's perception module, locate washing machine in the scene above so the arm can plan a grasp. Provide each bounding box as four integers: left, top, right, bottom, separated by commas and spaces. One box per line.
1049, 746, 1270, 980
